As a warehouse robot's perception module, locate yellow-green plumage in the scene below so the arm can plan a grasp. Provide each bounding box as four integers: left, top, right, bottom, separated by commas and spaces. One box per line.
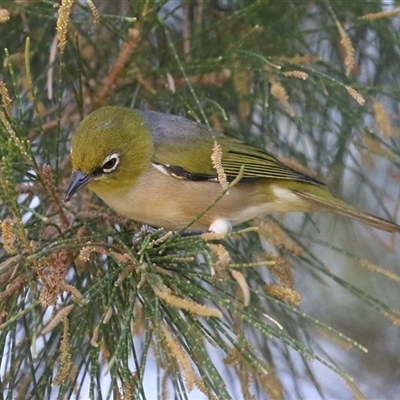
66, 106, 400, 234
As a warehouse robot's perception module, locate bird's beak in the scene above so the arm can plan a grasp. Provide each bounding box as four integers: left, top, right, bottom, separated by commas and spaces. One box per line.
65, 171, 94, 201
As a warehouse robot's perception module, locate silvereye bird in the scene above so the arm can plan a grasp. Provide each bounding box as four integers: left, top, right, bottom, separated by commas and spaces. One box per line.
65, 106, 400, 234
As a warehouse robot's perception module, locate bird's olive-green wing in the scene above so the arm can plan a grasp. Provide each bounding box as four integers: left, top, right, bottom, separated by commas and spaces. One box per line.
142, 110, 322, 185
219, 138, 322, 184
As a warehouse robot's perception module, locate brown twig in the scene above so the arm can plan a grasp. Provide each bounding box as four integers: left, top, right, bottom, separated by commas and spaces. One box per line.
94, 28, 141, 107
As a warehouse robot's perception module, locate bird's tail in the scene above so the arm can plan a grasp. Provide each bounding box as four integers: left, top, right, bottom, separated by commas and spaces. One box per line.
294, 190, 400, 233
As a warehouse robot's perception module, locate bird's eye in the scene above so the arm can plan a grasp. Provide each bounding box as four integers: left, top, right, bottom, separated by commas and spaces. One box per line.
102, 153, 119, 173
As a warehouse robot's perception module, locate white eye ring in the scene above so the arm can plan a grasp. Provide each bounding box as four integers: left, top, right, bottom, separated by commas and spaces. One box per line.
102, 153, 119, 173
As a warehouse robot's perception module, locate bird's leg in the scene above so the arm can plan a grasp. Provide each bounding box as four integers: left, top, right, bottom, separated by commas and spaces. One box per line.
138, 224, 210, 238
179, 229, 211, 237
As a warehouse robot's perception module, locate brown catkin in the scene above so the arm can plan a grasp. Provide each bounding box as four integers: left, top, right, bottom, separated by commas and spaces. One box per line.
0, 9, 10, 23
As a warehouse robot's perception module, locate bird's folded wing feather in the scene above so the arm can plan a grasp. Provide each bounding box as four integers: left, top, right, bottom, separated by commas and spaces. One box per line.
142, 110, 322, 185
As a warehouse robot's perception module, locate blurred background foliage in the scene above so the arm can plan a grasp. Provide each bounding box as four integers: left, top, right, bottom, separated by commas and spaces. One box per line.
1, 0, 400, 399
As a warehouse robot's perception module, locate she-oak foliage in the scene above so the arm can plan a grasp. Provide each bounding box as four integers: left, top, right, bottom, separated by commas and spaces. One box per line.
0, 1, 400, 399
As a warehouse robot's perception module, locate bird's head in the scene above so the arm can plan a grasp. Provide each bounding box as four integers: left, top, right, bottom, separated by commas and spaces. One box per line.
65, 106, 153, 201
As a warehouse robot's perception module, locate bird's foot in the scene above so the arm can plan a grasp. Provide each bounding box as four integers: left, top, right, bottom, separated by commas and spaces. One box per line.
135, 224, 212, 238
135, 224, 209, 239
179, 229, 211, 237
140, 224, 161, 235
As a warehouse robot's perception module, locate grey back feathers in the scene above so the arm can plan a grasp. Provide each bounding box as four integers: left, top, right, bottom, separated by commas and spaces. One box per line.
140, 110, 213, 147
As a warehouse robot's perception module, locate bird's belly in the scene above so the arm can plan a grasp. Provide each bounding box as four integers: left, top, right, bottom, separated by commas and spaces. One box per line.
95, 168, 310, 231
95, 168, 274, 231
